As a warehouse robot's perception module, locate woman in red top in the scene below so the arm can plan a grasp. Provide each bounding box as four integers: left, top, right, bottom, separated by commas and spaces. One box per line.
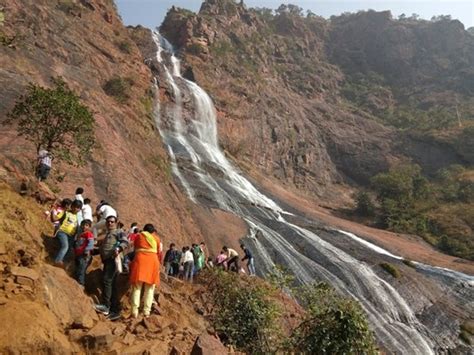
129, 223, 161, 318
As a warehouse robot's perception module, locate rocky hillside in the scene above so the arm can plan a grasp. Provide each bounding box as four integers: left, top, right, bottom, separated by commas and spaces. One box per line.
160, 1, 474, 199
0, 0, 249, 256
158, 0, 474, 259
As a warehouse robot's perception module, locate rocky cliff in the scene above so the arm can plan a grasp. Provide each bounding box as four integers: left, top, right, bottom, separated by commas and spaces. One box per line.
0, 0, 249, 256
159, 1, 474, 202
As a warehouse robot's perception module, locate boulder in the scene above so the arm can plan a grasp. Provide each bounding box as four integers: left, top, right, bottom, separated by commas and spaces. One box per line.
191, 333, 227, 355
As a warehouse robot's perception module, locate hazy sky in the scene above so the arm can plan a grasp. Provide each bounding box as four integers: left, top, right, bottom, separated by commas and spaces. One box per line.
115, 0, 474, 30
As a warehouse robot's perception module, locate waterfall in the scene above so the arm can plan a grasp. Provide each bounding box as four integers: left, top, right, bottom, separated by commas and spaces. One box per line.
149, 31, 473, 354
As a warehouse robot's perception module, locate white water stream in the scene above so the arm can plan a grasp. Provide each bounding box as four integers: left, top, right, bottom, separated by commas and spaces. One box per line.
150, 31, 473, 354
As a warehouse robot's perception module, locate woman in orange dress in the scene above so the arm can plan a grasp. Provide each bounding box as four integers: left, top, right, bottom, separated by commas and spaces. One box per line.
129, 223, 161, 317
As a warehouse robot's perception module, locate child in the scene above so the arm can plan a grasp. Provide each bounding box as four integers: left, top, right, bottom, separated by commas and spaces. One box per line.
74, 219, 94, 286
50, 198, 72, 235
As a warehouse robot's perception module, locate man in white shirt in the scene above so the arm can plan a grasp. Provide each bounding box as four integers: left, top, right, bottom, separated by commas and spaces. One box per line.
181, 246, 194, 282
82, 198, 93, 222
36, 149, 52, 181
93, 202, 118, 239
223, 246, 240, 272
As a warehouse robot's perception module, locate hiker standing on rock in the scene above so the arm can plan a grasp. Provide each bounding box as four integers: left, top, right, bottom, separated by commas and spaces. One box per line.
129, 224, 161, 318
94, 215, 128, 321
241, 244, 256, 276
36, 148, 52, 181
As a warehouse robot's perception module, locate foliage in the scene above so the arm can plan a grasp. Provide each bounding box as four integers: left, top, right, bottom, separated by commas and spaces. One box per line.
103, 76, 132, 103
288, 283, 378, 354
116, 40, 132, 54
267, 264, 295, 291
370, 163, 431, 234
379, 263, 401, 278
0, 10, 4, 26
354, 190, 376, 217
57, 0, 81, 15
205, 269, 280, 353
402, 259, 416, 268
186, 42, 206, 56
5, 77, 95, 166
367, 163, 474, 260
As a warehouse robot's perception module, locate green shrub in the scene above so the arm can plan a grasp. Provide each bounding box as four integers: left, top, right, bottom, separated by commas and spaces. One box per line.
267, 264, 295, 291
116, 40, 132, 54
205, 269, 280, 353
5, 77, 95, 166
288, 283, 378, 354
57, 0, 81, 15
354, 190, 376, 216
103, 77, 132, 103
402, 259, 416, 268
380, 263, 401, 278
187, 42, 206, 56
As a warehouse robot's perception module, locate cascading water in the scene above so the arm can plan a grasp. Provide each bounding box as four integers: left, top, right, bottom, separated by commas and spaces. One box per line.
149, 31, 473, 354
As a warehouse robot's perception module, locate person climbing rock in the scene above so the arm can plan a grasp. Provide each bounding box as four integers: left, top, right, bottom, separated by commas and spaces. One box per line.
36, 148, 52, 181
54, 199, 82, 266
163, 243, 179, 277
129, 224, 161, 318
94, 215, 128, 321
223, 246, 239, 272
241, 243, 256, 276
74, 219, 94, 286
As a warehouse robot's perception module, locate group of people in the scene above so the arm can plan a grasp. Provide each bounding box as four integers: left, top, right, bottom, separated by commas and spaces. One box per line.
47, 187, 257, 321
162, 242, 256, 282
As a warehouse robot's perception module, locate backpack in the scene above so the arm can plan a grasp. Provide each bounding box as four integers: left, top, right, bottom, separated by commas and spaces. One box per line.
50, 208, 66, 225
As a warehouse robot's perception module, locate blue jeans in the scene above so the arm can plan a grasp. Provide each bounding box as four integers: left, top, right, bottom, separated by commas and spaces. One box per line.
247, 258, 256, 276
75, 254, 91, 285
55, 231, 72, 263
184, 261, 193, 282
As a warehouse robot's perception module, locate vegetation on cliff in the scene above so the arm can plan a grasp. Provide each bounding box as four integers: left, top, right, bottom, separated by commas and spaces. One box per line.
354, 163, 474, 260
5, 77, 95, 166
204, 268, 377, 353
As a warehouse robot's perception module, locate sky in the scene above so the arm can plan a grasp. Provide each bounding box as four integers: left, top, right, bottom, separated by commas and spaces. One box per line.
115, 0, 474, 30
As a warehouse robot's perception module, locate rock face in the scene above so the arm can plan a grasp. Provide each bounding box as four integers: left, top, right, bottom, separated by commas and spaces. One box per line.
0, 0, 249, 249
159, 0, 474, 204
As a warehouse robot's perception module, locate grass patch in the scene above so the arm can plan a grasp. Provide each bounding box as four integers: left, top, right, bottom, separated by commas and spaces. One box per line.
115, 40, 132, 54
380, 262, 401, 278
402, 259, 416, 268
103, 77, 133, 103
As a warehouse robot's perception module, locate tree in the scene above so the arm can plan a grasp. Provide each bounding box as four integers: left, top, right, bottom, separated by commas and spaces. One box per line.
288, 283, 378, 354
5, 77, 95, 166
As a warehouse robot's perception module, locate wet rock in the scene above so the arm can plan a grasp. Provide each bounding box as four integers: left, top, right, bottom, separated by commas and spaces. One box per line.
191, 333, 227, 355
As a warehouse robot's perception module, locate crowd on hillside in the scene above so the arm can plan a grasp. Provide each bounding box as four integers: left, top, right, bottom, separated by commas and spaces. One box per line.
47, 187, 257, 321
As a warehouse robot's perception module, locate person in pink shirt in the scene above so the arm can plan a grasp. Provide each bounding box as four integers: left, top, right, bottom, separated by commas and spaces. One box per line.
215, 250, 228, 270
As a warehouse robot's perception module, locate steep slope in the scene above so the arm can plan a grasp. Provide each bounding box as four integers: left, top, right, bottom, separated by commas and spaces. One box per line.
0, 0, 249, 252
